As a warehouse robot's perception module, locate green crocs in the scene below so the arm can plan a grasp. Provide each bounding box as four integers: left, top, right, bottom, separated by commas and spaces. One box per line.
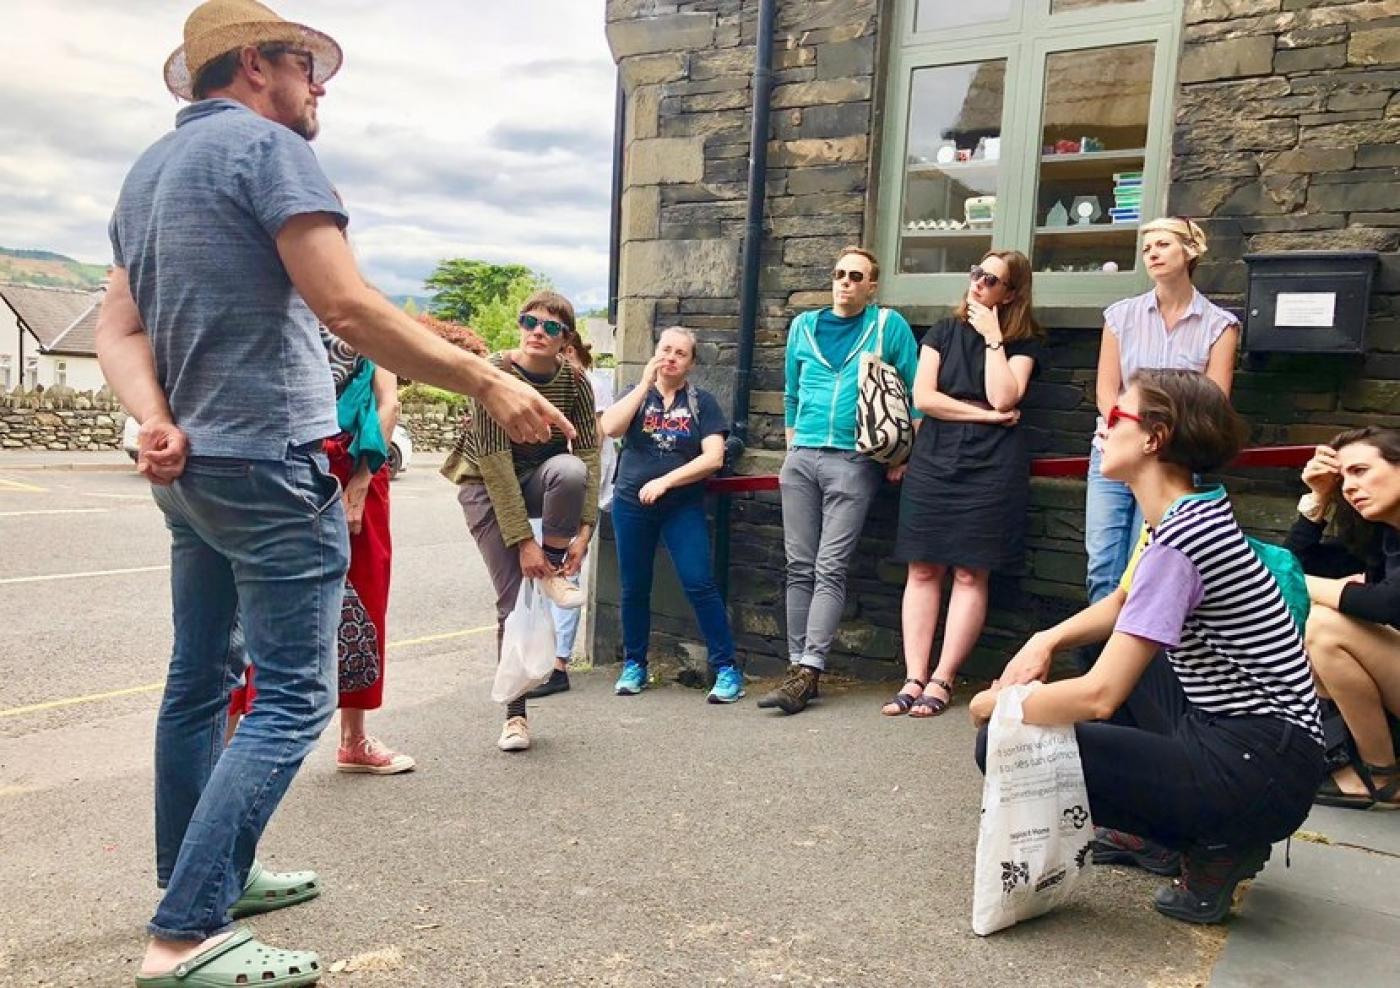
229, 861, 321, 919
134, 927, 321, 986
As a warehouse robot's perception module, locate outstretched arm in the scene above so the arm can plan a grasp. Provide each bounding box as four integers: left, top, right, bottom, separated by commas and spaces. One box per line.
276, 213, 572, 445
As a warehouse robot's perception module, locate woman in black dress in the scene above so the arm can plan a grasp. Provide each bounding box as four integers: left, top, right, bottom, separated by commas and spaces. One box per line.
884, 250, 1044, 718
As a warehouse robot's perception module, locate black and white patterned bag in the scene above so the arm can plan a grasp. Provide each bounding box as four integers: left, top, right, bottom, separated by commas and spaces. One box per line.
856, 308, 914, 466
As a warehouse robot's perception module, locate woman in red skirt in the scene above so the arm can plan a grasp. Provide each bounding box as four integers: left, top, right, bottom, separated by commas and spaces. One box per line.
228, 331, 413, 775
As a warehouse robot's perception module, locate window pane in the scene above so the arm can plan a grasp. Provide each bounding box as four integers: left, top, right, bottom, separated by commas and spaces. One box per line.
1031, 42, 1154, 274
916, 0, 1013, 34
1052, 0, 1146, 13
898, 60, 1006, 276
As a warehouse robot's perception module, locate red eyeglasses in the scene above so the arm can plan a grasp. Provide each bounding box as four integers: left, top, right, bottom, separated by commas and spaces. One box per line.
1106, 406, 1142, 429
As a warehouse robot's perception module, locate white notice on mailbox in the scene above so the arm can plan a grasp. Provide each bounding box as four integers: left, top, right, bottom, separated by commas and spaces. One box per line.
1275, 292, 1336, 328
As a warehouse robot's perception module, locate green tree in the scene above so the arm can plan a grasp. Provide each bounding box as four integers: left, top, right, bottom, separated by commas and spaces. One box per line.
425, 259, 536, 324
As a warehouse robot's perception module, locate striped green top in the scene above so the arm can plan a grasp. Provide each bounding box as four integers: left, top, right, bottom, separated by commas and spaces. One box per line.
441, 353, 600, 546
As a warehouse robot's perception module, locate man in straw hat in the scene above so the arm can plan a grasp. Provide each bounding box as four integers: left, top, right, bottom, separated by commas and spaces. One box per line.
97, 3, 573, 984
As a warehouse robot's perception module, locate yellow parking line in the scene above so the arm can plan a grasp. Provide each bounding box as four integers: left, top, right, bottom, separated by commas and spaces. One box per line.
0, 477, 46, 493
0, 625, 494, 719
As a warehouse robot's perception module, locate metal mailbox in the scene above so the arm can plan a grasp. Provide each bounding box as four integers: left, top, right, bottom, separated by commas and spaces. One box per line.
1242, 251, 1378, 355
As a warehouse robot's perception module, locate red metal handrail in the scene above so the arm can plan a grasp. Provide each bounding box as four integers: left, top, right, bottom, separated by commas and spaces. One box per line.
704, 445, 1315, 494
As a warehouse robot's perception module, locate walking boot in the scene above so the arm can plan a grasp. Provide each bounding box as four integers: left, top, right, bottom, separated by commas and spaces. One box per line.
756, 664, 820, 714
1153, 842, 1271, 924
1090, 827, 1182, 876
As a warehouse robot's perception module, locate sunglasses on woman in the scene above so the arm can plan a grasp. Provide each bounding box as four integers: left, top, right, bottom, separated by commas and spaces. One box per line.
518, 313, 568, 337
969, 265, 1008, 290
1106, 405, 1143, 429
831, 268, 867, 284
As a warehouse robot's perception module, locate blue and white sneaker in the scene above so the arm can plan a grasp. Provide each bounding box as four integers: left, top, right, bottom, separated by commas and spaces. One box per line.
614, 661, 648, 696
707, 665, 746, 704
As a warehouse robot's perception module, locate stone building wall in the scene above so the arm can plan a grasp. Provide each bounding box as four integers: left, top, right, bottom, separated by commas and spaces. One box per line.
597, 0, 1398, 681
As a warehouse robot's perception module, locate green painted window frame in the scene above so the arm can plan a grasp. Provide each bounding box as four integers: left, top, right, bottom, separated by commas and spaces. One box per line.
876, 0, 1184, 311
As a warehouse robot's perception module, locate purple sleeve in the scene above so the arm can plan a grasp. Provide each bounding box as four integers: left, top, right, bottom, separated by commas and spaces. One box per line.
1114, 544, 1204, 649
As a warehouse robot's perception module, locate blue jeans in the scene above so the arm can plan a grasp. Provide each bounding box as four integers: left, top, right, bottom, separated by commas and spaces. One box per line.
1084, 445, 1143, 604
148, 444, 348, 941
612, 493, 735, 671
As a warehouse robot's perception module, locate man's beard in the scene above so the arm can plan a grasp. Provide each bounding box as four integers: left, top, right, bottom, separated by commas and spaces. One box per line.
291, 111, 319, 141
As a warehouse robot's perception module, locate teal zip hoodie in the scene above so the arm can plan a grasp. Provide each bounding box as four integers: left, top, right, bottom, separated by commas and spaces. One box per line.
783, 304, 922, 450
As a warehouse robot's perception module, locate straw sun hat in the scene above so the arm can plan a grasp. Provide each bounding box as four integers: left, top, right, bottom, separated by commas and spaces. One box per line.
163, 0, 343, 101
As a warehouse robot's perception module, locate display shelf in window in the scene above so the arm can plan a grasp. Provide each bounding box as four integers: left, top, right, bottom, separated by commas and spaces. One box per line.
1037, 147, 1146, 179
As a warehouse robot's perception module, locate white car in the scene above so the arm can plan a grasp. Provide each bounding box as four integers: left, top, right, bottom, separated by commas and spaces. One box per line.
123, 416, 413, 479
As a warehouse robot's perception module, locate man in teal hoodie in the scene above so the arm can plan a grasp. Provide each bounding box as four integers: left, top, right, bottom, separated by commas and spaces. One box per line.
758, 247, 921, 714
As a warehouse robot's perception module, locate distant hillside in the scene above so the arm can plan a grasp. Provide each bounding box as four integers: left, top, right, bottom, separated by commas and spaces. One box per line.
0, 247, 107, 290
387, 293, 433, 311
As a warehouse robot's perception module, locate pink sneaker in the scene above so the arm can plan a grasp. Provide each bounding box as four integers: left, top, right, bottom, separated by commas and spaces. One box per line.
336, 736, 416, 775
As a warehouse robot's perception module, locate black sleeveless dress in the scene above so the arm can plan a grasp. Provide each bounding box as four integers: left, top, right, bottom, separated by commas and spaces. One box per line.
894, 317, 1043, 571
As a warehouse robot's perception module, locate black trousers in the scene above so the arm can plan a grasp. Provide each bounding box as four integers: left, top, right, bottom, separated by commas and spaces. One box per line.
977, 657, 1326, 851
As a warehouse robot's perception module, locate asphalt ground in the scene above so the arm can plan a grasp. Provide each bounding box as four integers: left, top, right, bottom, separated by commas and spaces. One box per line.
1, 461, 1226, 987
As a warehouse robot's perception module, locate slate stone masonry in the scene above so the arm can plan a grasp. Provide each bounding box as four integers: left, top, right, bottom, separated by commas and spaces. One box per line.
599, 0, 1399, 682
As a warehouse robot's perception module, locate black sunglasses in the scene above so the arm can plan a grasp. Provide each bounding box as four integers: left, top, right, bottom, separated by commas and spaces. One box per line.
260, 45, 315, 83
518, 313, 568, 338
831, 268, 868, 284
969, 265, 1009, 290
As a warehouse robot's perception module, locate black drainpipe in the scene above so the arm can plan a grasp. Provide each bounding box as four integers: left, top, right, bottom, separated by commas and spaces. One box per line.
607, 73, 625, 325
714, 0, 776, 602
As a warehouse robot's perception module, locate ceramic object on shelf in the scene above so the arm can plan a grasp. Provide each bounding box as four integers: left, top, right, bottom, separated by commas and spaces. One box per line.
936, 141, 957, 164
964, 195, 995, 228
984, 137, 1000, 161
1081, 136, 1105, 153
1045, 201, 1069, 228
1070, 196, 1102, 225
1102, 261, 1120, 272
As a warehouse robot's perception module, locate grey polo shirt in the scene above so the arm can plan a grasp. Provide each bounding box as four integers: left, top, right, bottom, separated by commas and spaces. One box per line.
109, 98, 347, 459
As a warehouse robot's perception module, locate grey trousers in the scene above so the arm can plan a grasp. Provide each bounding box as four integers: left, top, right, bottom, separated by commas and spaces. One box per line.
457, 453, 588, 640
779, 447, 883, 671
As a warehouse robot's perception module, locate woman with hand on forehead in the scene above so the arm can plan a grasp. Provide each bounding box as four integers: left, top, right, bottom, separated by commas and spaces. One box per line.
601, 327, 742, 704
441, 290, 600, 753
884, 251, 1044, 719
1287, 428, 1400, 809
1084, 218, 1240, 615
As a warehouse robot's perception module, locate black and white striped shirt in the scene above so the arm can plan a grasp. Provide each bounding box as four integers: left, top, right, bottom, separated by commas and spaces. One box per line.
1120, 489, 1324, 745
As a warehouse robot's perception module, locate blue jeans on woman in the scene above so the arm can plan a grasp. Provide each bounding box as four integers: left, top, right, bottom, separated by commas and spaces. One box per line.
612, 493, 735, 671
1084, 445, 1143, 604
148, 444, 348, 941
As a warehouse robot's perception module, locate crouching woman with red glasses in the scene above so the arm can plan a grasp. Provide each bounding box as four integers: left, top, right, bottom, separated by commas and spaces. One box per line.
442, 290, 600, 753
972, 369, 1325, 924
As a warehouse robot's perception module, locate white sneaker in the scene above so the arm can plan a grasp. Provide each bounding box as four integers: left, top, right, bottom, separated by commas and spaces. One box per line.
497, 716, 531, 752
538, 575, 585, 610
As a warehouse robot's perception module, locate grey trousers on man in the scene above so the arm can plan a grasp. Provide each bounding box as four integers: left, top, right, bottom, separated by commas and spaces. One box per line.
457, 453, 587, 642
779, 447, 883, 671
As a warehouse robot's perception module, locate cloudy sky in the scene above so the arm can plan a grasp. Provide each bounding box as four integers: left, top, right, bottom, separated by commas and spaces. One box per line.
1, 1, 618, 307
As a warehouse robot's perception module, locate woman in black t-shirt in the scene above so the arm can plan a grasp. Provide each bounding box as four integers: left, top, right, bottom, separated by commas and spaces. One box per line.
599, 327, 742, 704
1288, 427, 1400, 809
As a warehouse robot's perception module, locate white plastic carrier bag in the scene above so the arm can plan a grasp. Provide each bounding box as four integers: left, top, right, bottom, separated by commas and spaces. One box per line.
490, 579, 556, 704
972, 683, 1094, 936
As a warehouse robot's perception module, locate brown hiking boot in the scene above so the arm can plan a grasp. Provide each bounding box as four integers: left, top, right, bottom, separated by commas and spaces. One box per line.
756, 665, 820, 714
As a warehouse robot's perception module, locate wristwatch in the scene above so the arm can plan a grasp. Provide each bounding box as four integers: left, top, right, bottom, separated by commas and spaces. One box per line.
986, 340, 1004, 351
1297, 492, 1334, 524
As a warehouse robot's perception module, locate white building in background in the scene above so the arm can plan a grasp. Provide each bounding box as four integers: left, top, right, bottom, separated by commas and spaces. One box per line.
0, 283, 107, 392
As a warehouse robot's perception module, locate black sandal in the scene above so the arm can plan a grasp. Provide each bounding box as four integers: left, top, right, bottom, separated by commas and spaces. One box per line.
909, 677, 953, 718
882, 677, 927, 716
1315, 761, 1400, 811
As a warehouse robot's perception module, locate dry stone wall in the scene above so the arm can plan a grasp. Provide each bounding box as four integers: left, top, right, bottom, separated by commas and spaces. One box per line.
0, 387, 126, 451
